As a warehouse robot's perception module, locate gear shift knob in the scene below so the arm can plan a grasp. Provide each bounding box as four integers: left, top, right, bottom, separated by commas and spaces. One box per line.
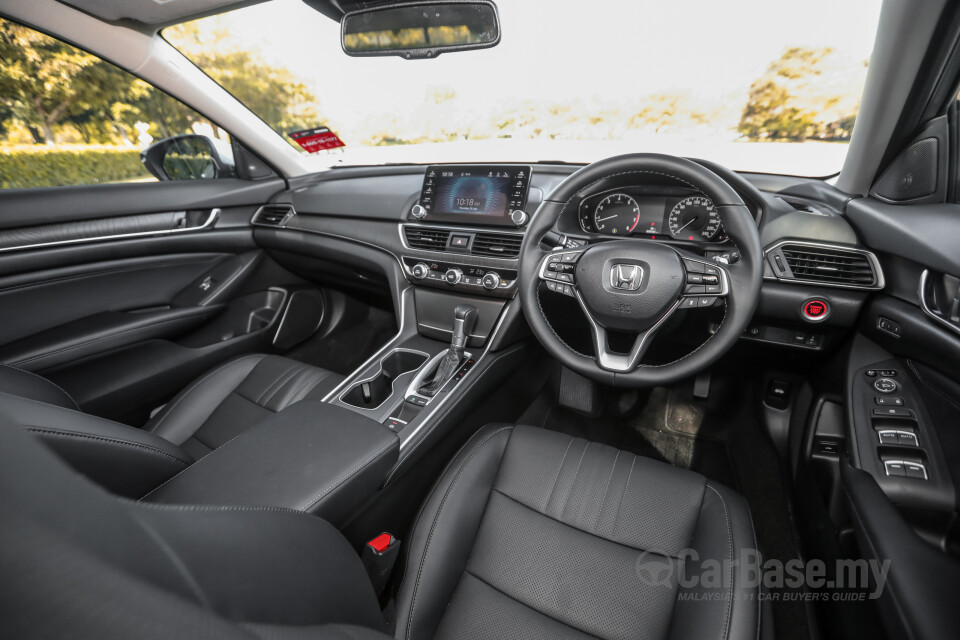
417, 304, 478, 397
451, 304, 478, 349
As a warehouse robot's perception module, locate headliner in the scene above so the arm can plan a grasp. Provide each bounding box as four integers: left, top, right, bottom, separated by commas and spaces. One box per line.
53, 0, 370, 28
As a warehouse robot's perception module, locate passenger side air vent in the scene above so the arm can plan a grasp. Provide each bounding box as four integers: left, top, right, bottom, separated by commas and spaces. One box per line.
252, 204, 295, 227
767, 242, 882, 289
404, 227, 451, 251
471, 232, 523, 258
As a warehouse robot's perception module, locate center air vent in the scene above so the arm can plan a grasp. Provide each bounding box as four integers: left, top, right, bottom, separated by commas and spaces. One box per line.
472, 232, 523, 258
252, 204, 295, 227
767, 242, 881, 289
404, 227, 451, 251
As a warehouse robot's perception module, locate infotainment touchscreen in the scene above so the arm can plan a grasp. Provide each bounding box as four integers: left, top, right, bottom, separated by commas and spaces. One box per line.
418, 165, 531, 226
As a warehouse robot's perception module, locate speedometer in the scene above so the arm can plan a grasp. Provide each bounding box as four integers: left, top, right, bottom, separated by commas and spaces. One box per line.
667, 196, 721, 240
593, 193, 640, 234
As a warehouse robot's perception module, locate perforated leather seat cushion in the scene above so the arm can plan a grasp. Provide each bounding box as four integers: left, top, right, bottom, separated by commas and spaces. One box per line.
395, 424, 761, 640
145, 355, 343, 460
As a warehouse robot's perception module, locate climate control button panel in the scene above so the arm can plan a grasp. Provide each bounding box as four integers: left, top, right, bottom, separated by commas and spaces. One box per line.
402, 257, 517, 297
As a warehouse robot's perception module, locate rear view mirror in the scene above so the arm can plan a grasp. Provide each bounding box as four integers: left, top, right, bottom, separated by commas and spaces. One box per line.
341, 0, 500, 59
140, 135, 236, 181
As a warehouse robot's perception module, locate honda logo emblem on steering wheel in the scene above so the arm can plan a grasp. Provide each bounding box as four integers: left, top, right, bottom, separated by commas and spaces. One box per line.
610, 264, 644, 291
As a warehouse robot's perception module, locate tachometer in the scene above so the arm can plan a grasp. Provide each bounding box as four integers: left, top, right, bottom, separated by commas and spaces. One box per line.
667, 196, 721, 240
593, 193, 640, 234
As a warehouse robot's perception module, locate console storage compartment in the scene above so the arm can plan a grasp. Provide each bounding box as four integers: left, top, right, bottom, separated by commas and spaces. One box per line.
142, 401, 399, 526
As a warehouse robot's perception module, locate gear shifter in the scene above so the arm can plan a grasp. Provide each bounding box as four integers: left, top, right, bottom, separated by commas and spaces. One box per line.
418, 304, 477, 397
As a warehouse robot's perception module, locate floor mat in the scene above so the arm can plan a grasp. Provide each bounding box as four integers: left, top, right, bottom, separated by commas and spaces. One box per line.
518, 373, 810, 640
284, 299, 396, 376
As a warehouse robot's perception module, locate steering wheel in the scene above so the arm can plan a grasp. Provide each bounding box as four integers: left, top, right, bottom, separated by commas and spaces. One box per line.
518, 153, 763, 387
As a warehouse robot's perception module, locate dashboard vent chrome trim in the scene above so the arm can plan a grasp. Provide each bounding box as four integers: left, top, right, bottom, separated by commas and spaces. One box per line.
403, 227, 451, 251
252, 204, 295, 227
399, 223, 524, 261
765, 241, 884, 290
471, 232, 523, 258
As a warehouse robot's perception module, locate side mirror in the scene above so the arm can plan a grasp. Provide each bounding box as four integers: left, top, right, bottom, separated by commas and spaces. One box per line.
340, 0, 500, 59
140, 135, 236, 181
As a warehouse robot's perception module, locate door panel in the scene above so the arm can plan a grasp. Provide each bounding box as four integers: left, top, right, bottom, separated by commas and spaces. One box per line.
0, 254, 225, 349
842, 196, 960, 640
0, 179, 290, 423
0, 178, 285, 229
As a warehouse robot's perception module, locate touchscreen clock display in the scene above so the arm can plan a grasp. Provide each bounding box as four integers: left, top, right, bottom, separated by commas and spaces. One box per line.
419, 165, 530, 226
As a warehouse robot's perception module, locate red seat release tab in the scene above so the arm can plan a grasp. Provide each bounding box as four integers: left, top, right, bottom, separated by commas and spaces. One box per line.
368, 533, 393, 553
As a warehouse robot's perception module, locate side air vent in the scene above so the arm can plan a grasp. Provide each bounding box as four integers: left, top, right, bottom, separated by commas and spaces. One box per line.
767, 242, 882, 289
404, 227, 451, 251
472, 232, 523, 258
252, 204, 295, 227
779, 197, 831, 216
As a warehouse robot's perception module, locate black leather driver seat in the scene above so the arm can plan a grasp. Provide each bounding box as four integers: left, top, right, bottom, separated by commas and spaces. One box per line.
395, 424, 761, 639
0, 421, 761, 640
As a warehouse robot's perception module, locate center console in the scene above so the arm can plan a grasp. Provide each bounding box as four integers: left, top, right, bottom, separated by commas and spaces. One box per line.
141, 401, 399, 527
400, 165, 532, 298
315, 166, 537, 489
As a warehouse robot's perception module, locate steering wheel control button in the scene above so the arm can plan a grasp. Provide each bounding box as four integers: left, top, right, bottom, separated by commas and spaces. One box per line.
685, 284, 705, 295
801, 298, 830, 322
682, 258, 704, 273
540, 251, 584, 289
686, 273, 703, 284
874, 378, 899, 394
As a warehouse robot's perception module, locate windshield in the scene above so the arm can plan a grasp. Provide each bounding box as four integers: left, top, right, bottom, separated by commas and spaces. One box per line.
166, 0, 882, 176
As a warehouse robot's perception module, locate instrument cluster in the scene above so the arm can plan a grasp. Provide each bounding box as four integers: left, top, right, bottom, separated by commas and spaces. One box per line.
578, 188, 728, 243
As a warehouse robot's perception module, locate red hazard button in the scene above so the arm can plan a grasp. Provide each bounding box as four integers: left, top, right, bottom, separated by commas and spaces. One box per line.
802, 299, 830, 321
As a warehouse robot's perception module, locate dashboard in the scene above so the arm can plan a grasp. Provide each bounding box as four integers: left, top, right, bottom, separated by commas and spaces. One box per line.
262, 159, 883, 355
577, 186, 728, 242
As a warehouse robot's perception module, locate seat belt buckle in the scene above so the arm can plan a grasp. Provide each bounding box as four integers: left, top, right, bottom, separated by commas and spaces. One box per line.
362, 532, 401, 596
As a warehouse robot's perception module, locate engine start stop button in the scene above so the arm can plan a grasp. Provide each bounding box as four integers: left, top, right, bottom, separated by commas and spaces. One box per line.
802, 298, 830, 322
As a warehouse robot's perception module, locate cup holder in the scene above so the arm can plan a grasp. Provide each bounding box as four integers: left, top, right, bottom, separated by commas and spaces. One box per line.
341, 350, 428, 410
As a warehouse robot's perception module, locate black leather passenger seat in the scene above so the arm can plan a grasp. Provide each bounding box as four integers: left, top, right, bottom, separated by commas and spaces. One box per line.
0, 354, 343, 496
143, 354, 343, 459
0, 413, 763, 638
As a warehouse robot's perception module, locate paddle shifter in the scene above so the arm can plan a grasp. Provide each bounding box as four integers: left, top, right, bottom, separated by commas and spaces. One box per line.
417, 304, 477, 397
